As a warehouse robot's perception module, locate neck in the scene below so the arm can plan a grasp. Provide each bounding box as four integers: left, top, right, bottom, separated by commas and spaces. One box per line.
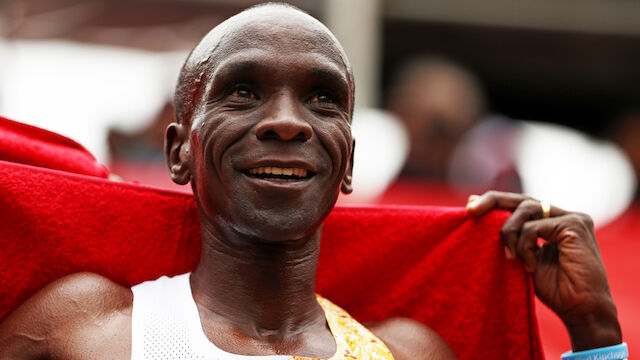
190, 217, 325, 340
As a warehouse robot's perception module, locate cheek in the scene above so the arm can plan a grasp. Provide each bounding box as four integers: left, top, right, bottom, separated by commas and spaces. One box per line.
317, 121, 352, 176
205, 117, 247, 168
189, 115, 254, 213
196, 111, 257, 171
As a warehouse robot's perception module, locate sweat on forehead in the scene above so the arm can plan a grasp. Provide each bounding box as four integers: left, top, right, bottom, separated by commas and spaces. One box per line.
174, 3, 354, 127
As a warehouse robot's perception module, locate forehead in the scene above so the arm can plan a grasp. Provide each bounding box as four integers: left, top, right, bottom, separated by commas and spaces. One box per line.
206, 8, 349, 82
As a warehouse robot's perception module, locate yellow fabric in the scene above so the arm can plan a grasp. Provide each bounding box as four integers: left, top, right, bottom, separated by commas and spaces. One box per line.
291, 296, 394, 360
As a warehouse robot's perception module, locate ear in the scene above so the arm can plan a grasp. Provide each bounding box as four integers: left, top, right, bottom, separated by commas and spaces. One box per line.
165, 122, 191, 185
340, 139, 355, 194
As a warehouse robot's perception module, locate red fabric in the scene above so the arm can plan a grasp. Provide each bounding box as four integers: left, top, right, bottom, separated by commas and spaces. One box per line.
0, 118, 542, 359
0, 161, 542, 359
358, 180, 638, 359
0, 115, 109, 178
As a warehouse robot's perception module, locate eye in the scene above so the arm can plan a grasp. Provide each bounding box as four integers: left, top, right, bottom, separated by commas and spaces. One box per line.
308, 92, 334, 104
230, 87, 256, 99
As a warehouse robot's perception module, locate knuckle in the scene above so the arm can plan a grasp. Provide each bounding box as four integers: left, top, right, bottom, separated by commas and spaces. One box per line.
560, 228, 582, 242
562, 213, 594, 235
500, 225, 518, 240
519, 199, 539, 213
521, 221, 535, 234
566, 213, 584, 224
578, 212, 595, 228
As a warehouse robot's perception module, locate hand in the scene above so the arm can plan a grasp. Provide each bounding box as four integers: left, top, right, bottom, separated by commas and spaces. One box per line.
466, 191, 622, 351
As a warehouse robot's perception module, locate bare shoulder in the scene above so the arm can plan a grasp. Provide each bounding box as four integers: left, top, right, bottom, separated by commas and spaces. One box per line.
366, 317, 457, 360
0, 272, 132, 359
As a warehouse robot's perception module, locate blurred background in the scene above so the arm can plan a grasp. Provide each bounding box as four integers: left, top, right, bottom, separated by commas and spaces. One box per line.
1, 0, 639, 357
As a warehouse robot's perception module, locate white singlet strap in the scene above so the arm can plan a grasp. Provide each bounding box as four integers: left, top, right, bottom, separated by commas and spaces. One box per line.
130, 273, 292, 360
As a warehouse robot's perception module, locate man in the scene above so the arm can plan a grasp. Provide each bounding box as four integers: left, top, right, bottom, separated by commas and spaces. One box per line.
0, 4, 623, 359
386, 57, 486, 180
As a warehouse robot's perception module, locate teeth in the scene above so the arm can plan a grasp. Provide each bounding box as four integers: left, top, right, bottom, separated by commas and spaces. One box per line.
248, 167, 309, 178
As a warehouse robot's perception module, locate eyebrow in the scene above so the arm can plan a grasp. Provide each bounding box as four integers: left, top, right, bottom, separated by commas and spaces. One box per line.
211, 58, 350, 96
213, 60, 260, 81
309, 67, 349, 91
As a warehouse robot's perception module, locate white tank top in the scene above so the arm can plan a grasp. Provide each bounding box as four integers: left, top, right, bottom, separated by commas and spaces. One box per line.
131, 273, 292, 360
131, 273, 394, 360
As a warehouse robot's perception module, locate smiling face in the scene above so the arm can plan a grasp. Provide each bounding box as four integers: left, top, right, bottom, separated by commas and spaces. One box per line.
166, 5, 355, 242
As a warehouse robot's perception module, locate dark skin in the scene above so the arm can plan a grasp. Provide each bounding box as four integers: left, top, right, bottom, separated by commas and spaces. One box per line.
466, 192, 622, 351
0, 5, 621, 359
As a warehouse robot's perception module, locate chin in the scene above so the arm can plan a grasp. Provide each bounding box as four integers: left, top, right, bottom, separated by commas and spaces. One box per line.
231, 206, 329, 243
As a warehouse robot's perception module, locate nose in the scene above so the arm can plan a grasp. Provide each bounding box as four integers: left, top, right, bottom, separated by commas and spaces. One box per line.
255, 94, 312, 142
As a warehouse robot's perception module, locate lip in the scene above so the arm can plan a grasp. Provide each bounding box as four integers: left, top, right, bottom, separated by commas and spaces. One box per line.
241, 173, 315, 191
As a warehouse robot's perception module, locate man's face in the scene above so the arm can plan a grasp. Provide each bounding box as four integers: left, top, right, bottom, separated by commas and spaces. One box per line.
181, 11, 353, 241
392, 70, 479, 178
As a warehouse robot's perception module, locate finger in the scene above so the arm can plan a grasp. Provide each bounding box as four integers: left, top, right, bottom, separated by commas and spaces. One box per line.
466, 191, 531, 216
515, 214, 597, 272
466, 191, 567, 218
516, 219, 547, 273
512, 216, 568, 273
531, 213, 597, 248
500, 199, 543, 261
467, 194, 480, 203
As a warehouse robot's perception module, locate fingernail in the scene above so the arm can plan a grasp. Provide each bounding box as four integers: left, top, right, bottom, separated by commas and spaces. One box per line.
504, 247, 513, 260
467, 194, 480, 203
466, 200, 479, 211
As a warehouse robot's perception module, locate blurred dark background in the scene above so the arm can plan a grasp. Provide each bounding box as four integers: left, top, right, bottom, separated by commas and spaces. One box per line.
383, 19, 640, 138
3, 0, 640, 137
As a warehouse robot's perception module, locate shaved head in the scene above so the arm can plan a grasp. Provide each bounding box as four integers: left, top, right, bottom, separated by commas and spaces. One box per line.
174, 3, 355, 129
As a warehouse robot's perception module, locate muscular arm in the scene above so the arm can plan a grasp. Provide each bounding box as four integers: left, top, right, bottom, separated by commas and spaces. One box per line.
368, 317, 457, 360
0, 272, 132, 360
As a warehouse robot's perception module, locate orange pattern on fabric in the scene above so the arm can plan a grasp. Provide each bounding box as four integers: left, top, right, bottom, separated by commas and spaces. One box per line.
290, 296, 394, 360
